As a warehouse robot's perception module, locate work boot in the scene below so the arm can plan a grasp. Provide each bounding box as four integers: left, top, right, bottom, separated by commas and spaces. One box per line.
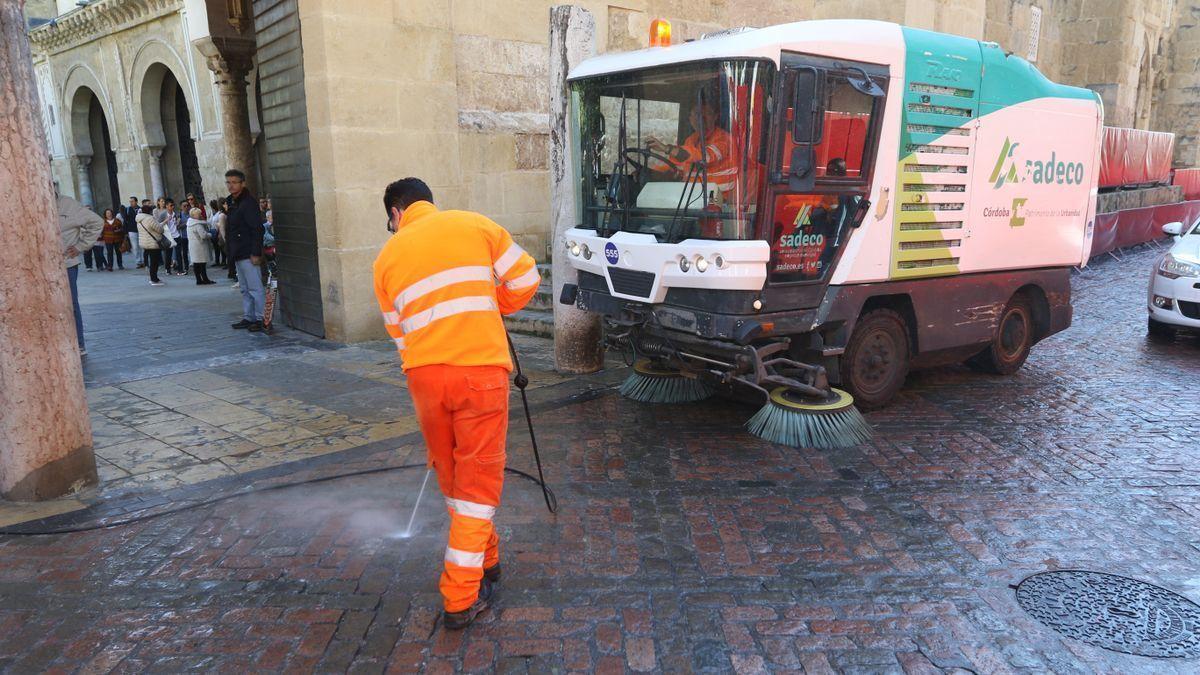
444, 578, 493, 630
484, 564, 501, 583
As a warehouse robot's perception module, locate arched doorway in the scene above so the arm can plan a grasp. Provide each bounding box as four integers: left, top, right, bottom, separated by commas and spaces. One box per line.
68, 86, 118, 211
158, 70, 203, 203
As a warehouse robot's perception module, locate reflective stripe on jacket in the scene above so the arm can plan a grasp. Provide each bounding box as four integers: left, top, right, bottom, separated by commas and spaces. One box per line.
372, 201, 539, 372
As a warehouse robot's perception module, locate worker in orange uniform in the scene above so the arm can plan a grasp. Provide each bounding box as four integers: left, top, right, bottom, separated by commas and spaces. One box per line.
646, 90, 739, 194
372, 177, 540, 629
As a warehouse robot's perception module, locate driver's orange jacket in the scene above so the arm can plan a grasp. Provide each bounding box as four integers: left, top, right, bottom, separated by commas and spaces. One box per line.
372, 201, 539, 372
670, 126, 739, 193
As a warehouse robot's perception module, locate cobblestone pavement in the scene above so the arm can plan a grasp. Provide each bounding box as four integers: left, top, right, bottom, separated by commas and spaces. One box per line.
2, 246, 1199, 673
0, 268, 592, 527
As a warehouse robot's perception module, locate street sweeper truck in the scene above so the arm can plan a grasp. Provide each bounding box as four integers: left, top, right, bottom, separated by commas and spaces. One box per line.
558, 19, 1103, 448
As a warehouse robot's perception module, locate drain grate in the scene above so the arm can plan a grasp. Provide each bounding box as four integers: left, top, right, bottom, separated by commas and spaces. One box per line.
1015, 570, 1200, 658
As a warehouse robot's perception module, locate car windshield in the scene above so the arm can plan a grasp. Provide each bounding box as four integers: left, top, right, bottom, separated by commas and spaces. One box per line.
1191, 216, 1200, 235
570, 60, 774, 242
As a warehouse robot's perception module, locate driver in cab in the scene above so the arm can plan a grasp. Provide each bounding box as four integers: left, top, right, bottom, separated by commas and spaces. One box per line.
646, 94, 738, 194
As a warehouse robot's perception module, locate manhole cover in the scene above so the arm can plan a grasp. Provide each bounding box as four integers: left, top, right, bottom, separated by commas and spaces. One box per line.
1016, 570, 1200, 658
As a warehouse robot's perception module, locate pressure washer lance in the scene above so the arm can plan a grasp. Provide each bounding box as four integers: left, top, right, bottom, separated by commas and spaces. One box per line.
506, 332, 557, 513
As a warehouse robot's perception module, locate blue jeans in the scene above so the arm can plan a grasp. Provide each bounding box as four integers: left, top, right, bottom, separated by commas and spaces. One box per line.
67, 265, 84, 350
235, 257, 265, 322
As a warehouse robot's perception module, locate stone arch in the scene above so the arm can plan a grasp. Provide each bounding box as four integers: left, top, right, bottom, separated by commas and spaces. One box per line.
61, 63, 116, 158
129, 39, 197, 148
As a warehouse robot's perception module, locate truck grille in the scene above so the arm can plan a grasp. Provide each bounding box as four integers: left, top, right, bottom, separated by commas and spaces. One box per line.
607, 267, 655, 298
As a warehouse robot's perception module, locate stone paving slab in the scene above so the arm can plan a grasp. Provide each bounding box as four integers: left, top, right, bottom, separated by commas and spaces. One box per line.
1, 246, 1198, 672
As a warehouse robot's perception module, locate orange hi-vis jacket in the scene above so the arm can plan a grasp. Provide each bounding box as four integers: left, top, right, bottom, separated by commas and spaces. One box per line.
670, 126, 739, 193
372, 201, 539, 371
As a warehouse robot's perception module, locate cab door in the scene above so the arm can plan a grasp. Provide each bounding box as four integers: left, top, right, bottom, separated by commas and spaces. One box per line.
763, 54, 888, 300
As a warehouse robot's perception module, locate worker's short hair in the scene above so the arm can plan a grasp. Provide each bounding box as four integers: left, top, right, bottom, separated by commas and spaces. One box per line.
225, 169, 246, 181
383, 177, 434, 214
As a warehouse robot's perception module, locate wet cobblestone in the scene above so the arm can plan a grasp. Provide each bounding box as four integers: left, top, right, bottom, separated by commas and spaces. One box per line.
2, 245, 1199, 672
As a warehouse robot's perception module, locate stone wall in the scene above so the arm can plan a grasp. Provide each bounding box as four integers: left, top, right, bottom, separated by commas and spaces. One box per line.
1154, 1, 1200, 168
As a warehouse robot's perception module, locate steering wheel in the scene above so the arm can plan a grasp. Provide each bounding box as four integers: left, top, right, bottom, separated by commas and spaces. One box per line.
622, 147, 676, 175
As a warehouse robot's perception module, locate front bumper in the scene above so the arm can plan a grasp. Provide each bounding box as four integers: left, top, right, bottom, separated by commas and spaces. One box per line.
575, 280, 818, 344
1148, 271, 1200, 329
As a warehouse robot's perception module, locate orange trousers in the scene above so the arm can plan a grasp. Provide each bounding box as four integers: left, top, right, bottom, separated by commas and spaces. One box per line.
407, 364, 508, 612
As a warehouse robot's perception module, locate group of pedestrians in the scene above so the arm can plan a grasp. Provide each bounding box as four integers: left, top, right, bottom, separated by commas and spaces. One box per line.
57, 168, 274, 354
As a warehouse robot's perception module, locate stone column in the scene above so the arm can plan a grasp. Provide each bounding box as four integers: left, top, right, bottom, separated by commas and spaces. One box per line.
75, 155, 94, 209
200, 41, 258, 194
0, 1, 98, 500
549, 5, 603, 374
147, 146, 165, 200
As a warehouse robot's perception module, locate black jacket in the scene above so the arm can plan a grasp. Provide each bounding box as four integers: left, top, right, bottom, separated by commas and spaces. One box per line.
121, 205, 140, 233
225, 190, 264, 262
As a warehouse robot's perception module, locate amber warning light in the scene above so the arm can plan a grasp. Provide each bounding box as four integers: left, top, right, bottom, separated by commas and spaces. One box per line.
649, 19, 672, 47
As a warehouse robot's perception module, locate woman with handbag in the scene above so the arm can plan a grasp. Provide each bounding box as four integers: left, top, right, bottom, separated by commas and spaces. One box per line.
136, 202, 171, 286
101, 208, 125, 271
187, 208, 217, 285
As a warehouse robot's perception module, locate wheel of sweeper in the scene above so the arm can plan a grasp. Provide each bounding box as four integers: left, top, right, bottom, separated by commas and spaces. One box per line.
745, 386, 873, 449
839, 308, 911, 411
967, 294, 1033, 375
618, 359, 713, 403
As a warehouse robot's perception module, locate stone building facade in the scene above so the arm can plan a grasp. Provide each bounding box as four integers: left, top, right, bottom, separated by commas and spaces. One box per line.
26, 0, 262, 213
26, 0, 1200, 342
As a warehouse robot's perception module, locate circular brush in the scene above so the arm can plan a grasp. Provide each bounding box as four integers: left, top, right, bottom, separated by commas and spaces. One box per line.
746, 386, 872, 449
619, 359, 713, 403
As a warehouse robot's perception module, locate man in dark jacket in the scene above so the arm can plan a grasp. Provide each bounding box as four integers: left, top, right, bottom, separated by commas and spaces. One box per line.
224, 169, 266, 332
121, 196, 144, 267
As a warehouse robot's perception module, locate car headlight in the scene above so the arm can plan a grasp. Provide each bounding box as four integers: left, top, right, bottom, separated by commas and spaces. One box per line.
1159, 254, 1200, 279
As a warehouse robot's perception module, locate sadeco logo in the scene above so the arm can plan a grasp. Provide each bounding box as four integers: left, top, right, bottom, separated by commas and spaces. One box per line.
988, 137, 1086, 189
604, 242, 619, 265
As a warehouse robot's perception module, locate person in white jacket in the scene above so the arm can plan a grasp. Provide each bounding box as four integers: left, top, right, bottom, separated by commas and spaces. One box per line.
56, 182, 103, 355
186, 208, 216, 285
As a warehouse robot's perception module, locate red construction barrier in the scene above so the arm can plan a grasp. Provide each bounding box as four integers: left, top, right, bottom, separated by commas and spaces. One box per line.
1098, 127, 1175, 188
1173, 168, 1200, 200
1090, 199, 1200, 258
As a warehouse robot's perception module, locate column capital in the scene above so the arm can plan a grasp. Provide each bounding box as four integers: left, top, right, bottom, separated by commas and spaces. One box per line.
195, 36, 256, 89
145, 145, 164, 160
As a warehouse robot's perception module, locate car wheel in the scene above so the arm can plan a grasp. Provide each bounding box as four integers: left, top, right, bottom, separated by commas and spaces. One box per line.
840, 308, 911, 411
969, 294, 1033, 375
1148, 317, 1176, 340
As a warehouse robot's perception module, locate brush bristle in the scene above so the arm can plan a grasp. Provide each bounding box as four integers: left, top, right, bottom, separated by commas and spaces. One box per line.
746, 401, 873, 449
619, 371, 713, 403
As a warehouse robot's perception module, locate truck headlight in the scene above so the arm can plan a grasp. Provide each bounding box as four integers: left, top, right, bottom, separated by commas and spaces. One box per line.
570, 242, 581, 257
679, 257, 690, 272
695, 256, 709, 273
1159, 254, 1200, 279
581, 244, 592, 260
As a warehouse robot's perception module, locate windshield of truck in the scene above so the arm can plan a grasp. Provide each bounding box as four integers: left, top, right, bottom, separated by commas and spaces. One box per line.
571, 60, 774, 242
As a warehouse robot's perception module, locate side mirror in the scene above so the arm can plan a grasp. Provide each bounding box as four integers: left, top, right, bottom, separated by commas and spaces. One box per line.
1163, 222, 1183, 237
791, 67, 822, 145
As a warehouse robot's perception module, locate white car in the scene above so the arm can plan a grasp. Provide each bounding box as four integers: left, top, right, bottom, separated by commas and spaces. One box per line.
1148, 216, 1200, 337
